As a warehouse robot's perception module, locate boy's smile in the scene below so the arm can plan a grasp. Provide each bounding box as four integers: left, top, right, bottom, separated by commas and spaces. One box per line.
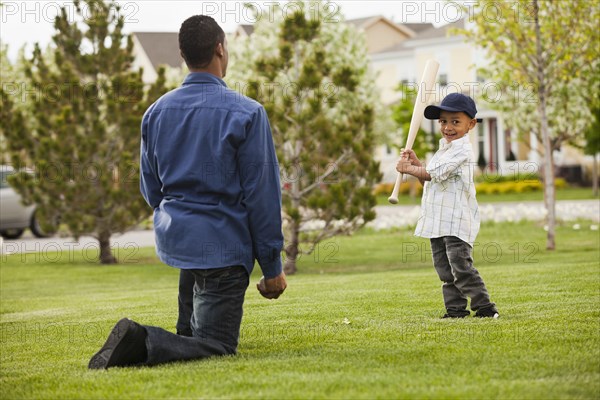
438, 111, 477, 142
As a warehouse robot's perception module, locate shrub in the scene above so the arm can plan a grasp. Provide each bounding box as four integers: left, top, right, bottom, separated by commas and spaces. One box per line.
376, 178, 565, 197
475, 172, 541, 183
373, 181, 423, 197
475, 179, 566, 194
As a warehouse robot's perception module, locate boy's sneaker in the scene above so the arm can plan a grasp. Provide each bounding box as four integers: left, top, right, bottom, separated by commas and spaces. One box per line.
474, 308, 500, 319
441, 313, 469, 319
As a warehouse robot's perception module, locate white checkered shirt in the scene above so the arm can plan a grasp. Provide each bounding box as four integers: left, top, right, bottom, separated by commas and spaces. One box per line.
414, 135, 480, 247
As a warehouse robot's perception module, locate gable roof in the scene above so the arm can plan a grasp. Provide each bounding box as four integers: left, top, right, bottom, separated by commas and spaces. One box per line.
133, 32, 182, 69
409, 18, 465, 41
373, 19, 466, 54
402, 23, 434, 34
347, 15, 415, 37
236, 24, 254, 36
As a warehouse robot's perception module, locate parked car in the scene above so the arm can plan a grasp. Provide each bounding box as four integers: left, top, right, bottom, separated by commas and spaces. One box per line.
0, 166, 50, 239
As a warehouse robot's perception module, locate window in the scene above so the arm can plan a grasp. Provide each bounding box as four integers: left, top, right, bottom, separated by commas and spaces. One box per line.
439, 74, 448, 87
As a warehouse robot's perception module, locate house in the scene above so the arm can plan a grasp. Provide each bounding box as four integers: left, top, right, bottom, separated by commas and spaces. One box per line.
367, 17, 538, 182
131, 32, 183, 83
234, 16, 531, 182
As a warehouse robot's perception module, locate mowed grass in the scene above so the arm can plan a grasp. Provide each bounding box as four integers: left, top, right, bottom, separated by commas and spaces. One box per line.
1, 221, 599, 399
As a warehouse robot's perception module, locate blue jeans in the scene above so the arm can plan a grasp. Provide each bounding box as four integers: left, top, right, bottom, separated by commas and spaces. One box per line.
143, 266, 249, 366
430, 236, 495, 316
176, 269, 195, 337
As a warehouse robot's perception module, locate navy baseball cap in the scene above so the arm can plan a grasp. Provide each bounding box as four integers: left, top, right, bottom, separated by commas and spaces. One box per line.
424, 92, 478, 120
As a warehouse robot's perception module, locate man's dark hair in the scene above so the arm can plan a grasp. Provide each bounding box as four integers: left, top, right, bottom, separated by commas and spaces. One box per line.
179, 15, 225, 69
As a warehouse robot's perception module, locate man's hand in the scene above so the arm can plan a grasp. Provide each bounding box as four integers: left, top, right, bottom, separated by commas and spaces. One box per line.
257, 272, 287, 299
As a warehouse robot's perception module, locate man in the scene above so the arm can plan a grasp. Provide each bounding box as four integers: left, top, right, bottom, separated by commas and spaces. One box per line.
88, 15, 287, 369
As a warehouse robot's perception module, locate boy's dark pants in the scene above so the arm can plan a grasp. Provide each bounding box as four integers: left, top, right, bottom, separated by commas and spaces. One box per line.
430, 236, 495, 316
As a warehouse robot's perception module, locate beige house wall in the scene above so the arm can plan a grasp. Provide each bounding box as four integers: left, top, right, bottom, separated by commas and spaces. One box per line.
373, 64, 400, 105
448, 45, 474, 88
364, 23, 411, 54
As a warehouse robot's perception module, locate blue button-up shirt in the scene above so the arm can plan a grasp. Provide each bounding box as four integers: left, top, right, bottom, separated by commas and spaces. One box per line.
140, 72, 283, 278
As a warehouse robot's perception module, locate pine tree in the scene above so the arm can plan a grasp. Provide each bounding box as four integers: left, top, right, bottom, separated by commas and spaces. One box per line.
227, 1, 384, 274
0, 0, 170, 263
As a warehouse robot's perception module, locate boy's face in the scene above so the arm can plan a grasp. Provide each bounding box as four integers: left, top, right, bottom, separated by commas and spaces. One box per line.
438, 111, 477, 142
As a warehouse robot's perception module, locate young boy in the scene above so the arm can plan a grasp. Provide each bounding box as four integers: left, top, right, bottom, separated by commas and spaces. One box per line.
396, 92, 499, 319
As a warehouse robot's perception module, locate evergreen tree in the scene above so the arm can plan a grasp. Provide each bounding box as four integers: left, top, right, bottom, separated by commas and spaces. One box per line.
0, 0, 170, 263
227, 1, 384, 274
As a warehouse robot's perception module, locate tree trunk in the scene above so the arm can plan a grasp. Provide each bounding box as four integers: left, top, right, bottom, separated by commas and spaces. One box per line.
593, 153, 599, 197
283, 46, 303, 276
534, 0, 556, 250
284, 220, 299, 275
98, 230, 117, 264
285, 139, 302, 275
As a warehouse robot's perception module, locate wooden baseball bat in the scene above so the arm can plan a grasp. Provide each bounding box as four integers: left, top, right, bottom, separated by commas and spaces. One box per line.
388, 59, 440, 204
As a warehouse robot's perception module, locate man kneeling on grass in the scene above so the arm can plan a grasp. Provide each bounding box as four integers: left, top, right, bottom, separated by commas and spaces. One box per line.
88, 15, 287, 369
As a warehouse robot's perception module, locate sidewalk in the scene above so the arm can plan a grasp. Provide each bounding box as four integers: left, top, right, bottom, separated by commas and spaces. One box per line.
369, 199, 600, 230
1, 200, 598, 255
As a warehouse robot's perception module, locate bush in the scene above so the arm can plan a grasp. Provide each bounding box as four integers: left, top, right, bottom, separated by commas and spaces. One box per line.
373, 182, 395, 196
376, 178, 566, 197
555, 178, 568, 189
475, 179, 569, 194
475, 172, 541, 183
373, 181, 423, 197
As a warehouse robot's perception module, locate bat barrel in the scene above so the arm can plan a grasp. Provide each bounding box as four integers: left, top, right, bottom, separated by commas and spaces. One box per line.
388, 59, 439, 205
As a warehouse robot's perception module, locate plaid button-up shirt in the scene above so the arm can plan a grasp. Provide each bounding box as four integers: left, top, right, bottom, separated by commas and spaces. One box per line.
415, 135, 480, 247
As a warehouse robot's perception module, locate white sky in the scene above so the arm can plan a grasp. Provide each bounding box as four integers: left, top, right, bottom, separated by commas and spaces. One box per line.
0, 0, 459, 61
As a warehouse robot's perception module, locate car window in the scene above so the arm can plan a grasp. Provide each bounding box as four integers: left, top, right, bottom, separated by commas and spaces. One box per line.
0, 171, 9, 189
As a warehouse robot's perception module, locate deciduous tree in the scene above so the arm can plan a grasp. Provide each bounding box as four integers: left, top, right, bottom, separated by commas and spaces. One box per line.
228, 1, 386, 273
460, 0, 599, 249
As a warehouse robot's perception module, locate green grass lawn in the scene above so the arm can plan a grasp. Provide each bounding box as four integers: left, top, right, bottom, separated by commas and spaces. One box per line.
376, 187, 598, 205
1, 221, 599, 399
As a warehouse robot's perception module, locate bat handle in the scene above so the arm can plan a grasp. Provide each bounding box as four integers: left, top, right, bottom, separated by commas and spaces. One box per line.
388, 172, 404, 204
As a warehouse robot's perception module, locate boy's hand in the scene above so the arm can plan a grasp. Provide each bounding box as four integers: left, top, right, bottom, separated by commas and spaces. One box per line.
396, 158, 414, 174
396, 148, 419, 174
396, 149, 431, 182
400, 148, 422, 166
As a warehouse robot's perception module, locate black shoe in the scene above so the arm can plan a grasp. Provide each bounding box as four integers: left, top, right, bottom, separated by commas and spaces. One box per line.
88, 318, 148, 369
177, 329, 193, 337
441, 313, 469, 319
474, 308, 500, 318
